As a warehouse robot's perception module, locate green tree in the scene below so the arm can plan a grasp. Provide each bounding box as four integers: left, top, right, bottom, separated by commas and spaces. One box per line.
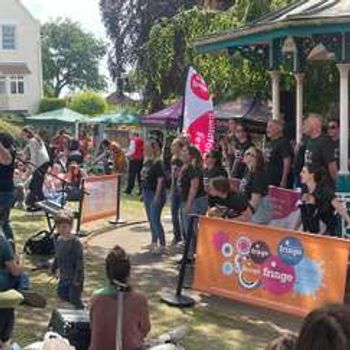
42, 18, 107, 97
69, 91, 108, 116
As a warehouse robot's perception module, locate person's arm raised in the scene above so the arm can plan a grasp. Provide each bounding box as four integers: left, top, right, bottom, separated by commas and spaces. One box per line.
0, 141, 12, 165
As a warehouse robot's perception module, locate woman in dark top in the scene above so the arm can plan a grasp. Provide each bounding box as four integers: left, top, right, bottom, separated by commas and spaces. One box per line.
203, 150, 228, 207
170, 137, 187, 245
207, 177, 252, 222
240, 146, 268, 213
231, 123, 254, 179
299, 165, 350, 236
179, 145, 207, 259
141, 139, 167, 254
0, 133, 16, 244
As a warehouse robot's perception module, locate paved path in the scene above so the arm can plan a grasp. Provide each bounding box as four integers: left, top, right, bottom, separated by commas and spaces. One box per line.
85, 214, 302, 349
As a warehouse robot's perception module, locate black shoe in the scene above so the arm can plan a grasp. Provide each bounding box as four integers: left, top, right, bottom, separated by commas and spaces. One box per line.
20, 290, 47, 308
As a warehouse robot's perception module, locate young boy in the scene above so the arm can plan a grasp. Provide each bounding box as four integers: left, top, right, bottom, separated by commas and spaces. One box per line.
51, 211, 84, 309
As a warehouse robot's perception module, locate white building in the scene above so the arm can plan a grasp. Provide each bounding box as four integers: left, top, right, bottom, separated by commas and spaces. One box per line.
0, 0, 42, 114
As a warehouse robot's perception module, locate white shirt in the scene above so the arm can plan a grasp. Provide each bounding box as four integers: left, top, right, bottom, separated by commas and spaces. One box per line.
126, 139, 136, 158
27, 138, 50, 170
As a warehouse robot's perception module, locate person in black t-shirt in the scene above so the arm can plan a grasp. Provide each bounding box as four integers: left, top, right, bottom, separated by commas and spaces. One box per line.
179, 145, 207, 259
170, 137, 187, 244
231, 123, 253, 179
327, 119, 350, 171
264, 120, 293, 188
299, 164, 350, 236
239, 146, 268, 212
141, 139, 167, 254
203, 150, 228, 207
0, 133, 16, 245
207, 177, 252, 222
203, 150, 228, 187
304, 115, 337, 183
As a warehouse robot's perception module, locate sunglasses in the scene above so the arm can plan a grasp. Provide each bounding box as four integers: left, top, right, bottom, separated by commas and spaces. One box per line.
328, 125, 338, 130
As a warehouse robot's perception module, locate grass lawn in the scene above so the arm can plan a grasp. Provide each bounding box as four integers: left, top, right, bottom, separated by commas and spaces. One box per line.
11, 195, 300, 349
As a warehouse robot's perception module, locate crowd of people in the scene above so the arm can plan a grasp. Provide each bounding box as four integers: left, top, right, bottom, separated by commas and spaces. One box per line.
1, 112, 350, 349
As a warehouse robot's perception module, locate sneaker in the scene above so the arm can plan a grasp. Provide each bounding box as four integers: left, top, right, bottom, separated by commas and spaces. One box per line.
151, 246, 161, 255
20, 290, 47, 308
159, 246, 168, 255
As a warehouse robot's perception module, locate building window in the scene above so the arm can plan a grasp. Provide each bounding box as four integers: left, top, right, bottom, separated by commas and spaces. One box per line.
2, 25, 16, 50
0, 76, 6, 94
10, 76, 24, 94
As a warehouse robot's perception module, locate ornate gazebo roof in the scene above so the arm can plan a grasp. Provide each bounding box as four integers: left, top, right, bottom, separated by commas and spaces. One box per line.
194, 0, 350, 58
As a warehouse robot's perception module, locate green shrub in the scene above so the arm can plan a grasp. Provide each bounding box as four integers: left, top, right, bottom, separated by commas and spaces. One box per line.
0, 119, 22, 139
69, 91, 108, 116
39, 97, 67, 113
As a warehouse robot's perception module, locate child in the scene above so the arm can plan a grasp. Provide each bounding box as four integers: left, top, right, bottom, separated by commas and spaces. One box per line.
51, 211, 84, 309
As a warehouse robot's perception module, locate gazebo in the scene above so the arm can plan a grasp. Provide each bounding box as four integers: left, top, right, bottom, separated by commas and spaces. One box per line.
194, 0, 350, 197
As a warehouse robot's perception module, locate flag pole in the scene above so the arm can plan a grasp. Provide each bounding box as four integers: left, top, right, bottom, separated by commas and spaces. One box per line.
179, 65, 191, 134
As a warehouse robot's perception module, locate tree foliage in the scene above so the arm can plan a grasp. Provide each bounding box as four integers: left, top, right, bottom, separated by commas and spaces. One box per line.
69, 91, 108, 116
100, 0, 198, 80
39, 98, 67, 113
41, 18, 107, 97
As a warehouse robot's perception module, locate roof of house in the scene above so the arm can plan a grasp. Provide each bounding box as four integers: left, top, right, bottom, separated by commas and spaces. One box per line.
0, 62, 31, 75
194, 0, 350, 53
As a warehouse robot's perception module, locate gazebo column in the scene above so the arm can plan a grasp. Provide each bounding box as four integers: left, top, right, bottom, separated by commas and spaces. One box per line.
269, 70, 280, 120
294, 73, 304, 144
337, 64, 350, 176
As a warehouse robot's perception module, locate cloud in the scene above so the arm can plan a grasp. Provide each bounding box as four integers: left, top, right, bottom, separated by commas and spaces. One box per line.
22, 0, 106, 39
21, 0, 112, 89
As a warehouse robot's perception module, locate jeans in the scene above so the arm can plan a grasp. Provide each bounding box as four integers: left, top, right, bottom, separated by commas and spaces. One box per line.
143, 188, 166, 246
0, 191, 16, 241
180, 196, 208, 258
58, 279, 84, 309
26, 162, 50, 208
125, 159, 143, 194
171, 189, 182, 242
0, 271, 30, 293
0, 309, 15, 342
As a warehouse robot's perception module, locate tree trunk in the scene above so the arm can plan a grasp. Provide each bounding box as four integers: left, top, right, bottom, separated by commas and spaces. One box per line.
201, 0, 234, 10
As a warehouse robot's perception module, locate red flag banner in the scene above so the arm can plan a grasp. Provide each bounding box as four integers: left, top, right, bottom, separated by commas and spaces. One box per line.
183, 67, 215, 154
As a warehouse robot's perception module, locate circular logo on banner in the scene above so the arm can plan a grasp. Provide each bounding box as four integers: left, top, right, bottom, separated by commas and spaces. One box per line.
238, 256, 261, 290
261, 256, 295, 295
235, 236, 252, 256
222, 262, 234, 276
191, 74, 210, 101
221, 243, 234, 258
250, 241, 271, 264
278, 237, 304, 266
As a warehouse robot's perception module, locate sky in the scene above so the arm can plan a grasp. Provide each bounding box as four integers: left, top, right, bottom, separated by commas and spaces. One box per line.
21, 0, 113, 91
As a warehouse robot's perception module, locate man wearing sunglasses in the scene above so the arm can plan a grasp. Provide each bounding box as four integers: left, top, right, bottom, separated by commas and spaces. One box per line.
326, 119, 350, 171
304, 115, 338, 184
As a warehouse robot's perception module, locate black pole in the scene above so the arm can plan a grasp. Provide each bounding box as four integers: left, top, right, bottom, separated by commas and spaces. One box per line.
160, 214, 196, 307
109, 174, 127, 225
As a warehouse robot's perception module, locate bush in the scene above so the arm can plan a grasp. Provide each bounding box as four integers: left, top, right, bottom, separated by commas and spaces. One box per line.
39, 97, 67, 113
0, 119, 22, 139
69, 91, 107, 116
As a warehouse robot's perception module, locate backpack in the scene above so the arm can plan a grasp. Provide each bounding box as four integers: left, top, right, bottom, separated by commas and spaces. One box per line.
23, 230, 56, 256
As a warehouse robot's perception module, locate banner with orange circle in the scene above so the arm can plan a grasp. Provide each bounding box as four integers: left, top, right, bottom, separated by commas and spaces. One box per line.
193, 217, 350, 317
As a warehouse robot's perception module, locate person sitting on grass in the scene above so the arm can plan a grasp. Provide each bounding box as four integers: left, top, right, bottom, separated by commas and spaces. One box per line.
0, 233, 46, 349
51, 210, 84, 309
89, 245, 150, 350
